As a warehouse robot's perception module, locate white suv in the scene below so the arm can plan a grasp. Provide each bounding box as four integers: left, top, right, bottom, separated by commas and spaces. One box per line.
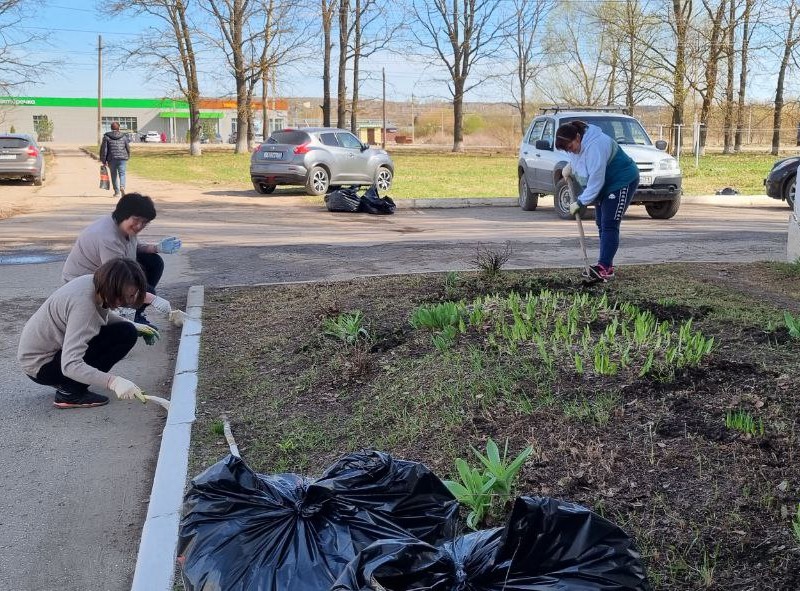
518, 108, 682, 219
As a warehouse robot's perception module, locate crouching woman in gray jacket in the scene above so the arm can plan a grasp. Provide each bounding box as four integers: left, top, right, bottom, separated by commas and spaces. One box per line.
18, 258, 158, 409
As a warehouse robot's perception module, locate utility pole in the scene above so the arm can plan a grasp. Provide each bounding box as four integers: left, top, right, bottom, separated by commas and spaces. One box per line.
97, 35, 103, 145
381, 68, 386, 150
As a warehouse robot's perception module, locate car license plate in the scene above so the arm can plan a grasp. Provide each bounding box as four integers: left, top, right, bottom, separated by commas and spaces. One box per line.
262, 151, 282, 160
0, 154, 16, 160
640, 174, 653, 186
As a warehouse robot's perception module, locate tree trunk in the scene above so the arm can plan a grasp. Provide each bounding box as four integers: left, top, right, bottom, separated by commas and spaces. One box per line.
322, 0, 335, 127
350, 0, 361, 134
722, 0, 735, 153
452, 79, 464, 152
734, 0, 752, 152
670, 0, 691, 156
772, 45, 792, 155
337, 0, 349, 128
698, 0, 726, 155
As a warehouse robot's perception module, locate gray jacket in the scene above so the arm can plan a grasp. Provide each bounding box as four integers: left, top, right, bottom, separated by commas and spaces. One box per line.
100, 130, 130, 162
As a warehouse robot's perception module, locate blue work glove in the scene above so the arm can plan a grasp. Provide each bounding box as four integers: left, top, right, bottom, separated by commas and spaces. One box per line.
157, 236, 182, 254
569, 200, 586, 217
132, 322, 160, 346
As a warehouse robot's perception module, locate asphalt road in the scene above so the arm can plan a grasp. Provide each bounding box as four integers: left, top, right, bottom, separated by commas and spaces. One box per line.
0, 146, 790, 591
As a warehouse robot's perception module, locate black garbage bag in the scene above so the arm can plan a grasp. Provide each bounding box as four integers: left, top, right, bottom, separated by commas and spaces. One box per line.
325, 186, 362, 212
332, 496, 651, 591
178, 451, 459, 591
360, 184, 396, 215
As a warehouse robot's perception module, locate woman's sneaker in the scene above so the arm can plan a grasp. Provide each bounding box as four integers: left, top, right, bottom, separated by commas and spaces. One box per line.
582, 264, 615, 281
53, 389, 109, 409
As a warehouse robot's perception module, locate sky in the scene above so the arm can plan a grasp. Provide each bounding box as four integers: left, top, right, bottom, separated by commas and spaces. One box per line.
14, 1, 463, 105
10, 1, 796, 107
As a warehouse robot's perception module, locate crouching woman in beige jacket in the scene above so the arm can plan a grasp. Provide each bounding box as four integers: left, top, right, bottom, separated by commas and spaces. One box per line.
18, 258, 158, 409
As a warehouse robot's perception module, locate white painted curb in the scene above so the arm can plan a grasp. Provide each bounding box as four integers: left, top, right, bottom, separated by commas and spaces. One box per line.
131, 285, 204, 591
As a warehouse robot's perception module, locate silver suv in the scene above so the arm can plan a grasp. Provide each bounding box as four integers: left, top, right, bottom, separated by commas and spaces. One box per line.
250, 127, 394, 196
518, 108, 682, 219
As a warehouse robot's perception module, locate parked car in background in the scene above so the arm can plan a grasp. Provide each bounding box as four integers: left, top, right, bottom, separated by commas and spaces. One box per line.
0, 133, 45, 186
764, 156, 797, 210
250, 127, 394, 196
140, 131, 161, 143
518, 107, 682, 219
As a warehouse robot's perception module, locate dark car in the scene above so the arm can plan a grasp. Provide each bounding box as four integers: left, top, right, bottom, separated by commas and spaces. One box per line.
764, 156, 797, 210
0, 133, 45, 186
250, 127, 394, 196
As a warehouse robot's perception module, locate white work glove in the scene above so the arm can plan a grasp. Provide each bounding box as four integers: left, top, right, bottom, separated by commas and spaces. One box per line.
132, 321, 160, 345
562, 163, 573, 178
108, 376, 146, 402
569, 200, 586, 217
169, 309, 188, 327
157, 236, 182, 254
149, 295, 172, 315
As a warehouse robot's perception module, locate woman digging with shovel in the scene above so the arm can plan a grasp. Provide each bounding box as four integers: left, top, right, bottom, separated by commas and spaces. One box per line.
556, 120, 639, 282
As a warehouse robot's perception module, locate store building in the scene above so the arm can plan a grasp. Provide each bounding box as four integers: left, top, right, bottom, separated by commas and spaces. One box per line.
0, 96, 289, 144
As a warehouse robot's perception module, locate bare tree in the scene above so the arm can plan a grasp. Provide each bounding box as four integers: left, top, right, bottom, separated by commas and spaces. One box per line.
693, 0, 729, 152
722, 0, 737, 153
107, 0, 204, 155
337, 0, 349, 128
589, 0, 662, 113
348, 0, 398, 134
503, 0, 553, 134
0, 0, 58, 97
771, 0, 800, 155
541, 6, 614, 106
410, 0, 506, 152
202, 0, 257, 154
734, 0, 756, 151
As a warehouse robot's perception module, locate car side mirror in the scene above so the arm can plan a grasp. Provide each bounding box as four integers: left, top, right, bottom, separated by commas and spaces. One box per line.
360, 143, 369, 151
655, 139, 668, 151
535, 139, 552, 150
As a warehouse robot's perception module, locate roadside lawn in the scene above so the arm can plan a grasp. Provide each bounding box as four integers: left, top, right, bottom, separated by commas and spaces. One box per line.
191, 261, 800, 590
84, 145, 780, 198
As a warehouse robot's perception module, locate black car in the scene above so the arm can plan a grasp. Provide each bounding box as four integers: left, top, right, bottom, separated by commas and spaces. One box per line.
764, 156, 797, 210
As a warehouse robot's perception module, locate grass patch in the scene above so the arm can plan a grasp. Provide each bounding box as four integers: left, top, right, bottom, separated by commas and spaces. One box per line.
83, 145, 782, 197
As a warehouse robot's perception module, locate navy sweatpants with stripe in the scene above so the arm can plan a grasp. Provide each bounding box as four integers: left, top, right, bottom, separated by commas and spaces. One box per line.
595, 178, 639, 268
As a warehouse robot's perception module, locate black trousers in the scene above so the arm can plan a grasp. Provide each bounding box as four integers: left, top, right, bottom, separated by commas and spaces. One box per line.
136, 251, 164, 315
29, 322, 138, 394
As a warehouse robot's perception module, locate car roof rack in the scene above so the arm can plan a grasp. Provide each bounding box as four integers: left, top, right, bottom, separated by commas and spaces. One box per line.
540, 105, 631, 115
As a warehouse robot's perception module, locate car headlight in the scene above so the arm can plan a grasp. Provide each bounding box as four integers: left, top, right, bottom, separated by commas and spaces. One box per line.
658, 157, 680, 172
772, 158, 799, 172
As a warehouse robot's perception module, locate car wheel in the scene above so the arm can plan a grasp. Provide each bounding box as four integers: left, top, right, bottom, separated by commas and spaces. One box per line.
253, 182, 276, 194
645, 196, 681, 219
784, 175, 796, 210
518, 175, 539, 211
375, 166, 393, 191
33, 176, 42, 186
306, 166, 330, 196
553, 179, 574, 219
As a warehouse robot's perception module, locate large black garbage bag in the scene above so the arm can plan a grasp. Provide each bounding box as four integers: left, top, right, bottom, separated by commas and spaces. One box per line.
360, 184, 396, 215
325, 186, 362, 212
178, 451, 459, 591
332, 496, 651, 591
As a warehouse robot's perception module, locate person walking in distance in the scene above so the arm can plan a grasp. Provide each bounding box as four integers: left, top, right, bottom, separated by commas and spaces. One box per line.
556, 120, 640, 282
18, 258, 161, 409
62, 192, 183, 327
100, 121, 130, 198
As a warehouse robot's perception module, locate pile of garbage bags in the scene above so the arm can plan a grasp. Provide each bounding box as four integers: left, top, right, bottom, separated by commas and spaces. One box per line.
325, 185, 396, 215
178, 451, 651, 591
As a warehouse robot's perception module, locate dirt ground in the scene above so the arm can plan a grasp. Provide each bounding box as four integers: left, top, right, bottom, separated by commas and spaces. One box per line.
193, 263, 800, 591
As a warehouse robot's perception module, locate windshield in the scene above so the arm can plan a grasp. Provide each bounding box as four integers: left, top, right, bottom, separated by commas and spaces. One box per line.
561, 116, 652, 146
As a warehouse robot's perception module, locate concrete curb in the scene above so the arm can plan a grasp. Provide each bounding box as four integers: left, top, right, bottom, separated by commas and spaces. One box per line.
131, 285, 204, 591
404, 194, 778, 209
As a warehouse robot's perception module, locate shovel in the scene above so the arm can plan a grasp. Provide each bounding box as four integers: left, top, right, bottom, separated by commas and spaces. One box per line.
565, 174, 603, 286
134, 391, 170, 410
